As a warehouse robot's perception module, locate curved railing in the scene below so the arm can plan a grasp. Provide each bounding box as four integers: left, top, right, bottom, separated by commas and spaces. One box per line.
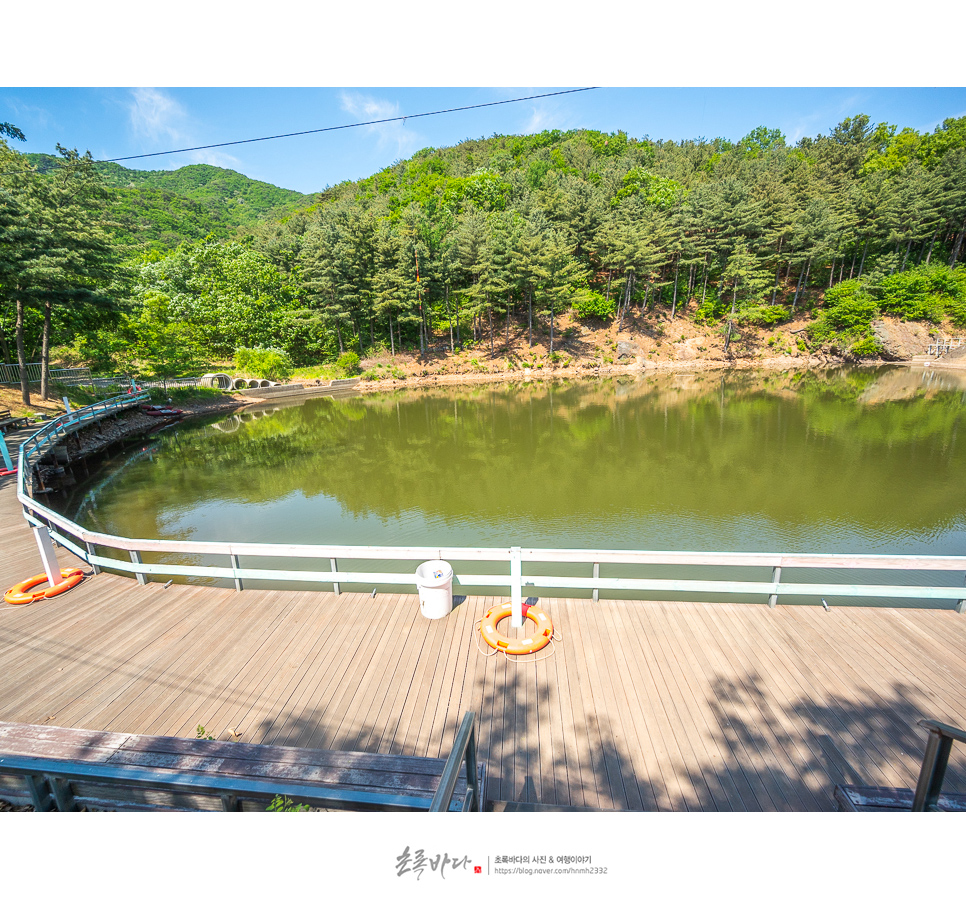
15, 396, 966, 615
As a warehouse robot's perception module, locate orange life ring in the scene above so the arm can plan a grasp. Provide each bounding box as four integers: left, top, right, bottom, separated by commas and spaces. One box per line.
4, 568, 84, 605
480, 602, 553, 655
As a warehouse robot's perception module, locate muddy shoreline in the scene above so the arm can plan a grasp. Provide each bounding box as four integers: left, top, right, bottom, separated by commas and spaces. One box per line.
352, 353, 880, 393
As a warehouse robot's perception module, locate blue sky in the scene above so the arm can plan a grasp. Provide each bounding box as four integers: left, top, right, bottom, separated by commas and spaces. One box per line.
3, 86, 965, 195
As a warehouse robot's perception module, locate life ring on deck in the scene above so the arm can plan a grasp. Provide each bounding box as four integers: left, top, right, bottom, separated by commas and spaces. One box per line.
4, 568, 84, 605
479, 602, 553, 655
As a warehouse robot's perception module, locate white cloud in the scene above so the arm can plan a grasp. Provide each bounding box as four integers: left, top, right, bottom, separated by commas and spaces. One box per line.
169, 149, 243, 171
1, 96, 51, 132
127, 88, 189, 145
523, 105, 559, 134
339, 91, 421, 158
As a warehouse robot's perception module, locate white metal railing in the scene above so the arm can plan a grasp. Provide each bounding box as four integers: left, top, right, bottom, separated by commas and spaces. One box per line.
926, 338, 964, 356
89, 376, 217, 391
15, 397, 966, 615
0, 364, 92, 385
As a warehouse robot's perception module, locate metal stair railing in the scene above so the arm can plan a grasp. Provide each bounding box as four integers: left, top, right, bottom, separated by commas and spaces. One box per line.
430, 712, 483, 812
911, 720, 966, 811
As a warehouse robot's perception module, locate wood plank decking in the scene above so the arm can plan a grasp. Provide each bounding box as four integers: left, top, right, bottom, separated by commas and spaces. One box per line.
2, 437, 966, 810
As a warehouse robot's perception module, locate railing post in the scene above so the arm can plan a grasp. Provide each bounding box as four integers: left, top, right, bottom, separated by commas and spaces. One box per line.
912, 726, 954, 811
769, 565, 782, 608
231, 554, 243, 591
463, 717, 480, 812
593, 561, 600, 603
32, 525, 64, 587
0, 430, 13, 472
510, 547, 523, 628
85, 541, 101, 575
130, 549, 148, 585
330, 558, 340, 596
430, 712, 479, 812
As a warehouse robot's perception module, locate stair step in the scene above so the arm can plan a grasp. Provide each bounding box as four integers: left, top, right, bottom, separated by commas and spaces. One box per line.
486, 800, 607, 812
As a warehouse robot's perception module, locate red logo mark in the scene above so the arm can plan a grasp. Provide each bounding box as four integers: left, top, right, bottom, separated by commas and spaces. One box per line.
474, 866, 482, 874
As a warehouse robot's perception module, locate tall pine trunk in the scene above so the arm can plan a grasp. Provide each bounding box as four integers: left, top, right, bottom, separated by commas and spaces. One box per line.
528, 285, 533, 348
951, 216, 966, 269
792, 257, 811, 309
15, 298, 30, 406
618, 270, 633, 334
40, 301, 52, 401
725, 283, 738, 353
505, 298, 511, 351
446, 284, 453, 352
0, 323, 11, 365
670, 259, 679, 321
488, 300, 494, 359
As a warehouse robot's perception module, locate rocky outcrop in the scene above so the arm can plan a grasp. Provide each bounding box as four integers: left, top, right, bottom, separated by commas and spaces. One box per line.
871, 318, 934, 360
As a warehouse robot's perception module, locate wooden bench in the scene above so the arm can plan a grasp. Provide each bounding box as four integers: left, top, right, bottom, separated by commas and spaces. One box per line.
0, 714, 485, 812
0, 409, 24, 432
835, 719, 966, 812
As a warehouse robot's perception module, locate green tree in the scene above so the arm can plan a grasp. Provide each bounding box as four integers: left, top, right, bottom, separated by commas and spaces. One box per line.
535, 231, 586, 355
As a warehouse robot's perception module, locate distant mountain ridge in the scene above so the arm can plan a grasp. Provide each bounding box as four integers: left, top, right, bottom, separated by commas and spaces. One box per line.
25, 155, 316, 249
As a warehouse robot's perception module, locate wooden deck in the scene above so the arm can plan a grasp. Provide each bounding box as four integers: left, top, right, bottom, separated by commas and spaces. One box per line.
3, 433, 966, 810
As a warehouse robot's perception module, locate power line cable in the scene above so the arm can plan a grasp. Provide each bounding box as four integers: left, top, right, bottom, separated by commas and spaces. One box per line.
103, 87, 600, 163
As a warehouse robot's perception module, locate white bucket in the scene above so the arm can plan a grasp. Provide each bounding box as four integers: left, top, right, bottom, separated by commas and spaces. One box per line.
415, 560, 454, 619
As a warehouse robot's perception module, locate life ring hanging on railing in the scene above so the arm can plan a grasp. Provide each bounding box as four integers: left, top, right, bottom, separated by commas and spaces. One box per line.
478, 602, 554, 655
4, 568, 85, 605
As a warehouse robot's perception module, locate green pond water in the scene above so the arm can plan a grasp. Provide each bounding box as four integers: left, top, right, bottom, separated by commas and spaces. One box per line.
57, 365, 966, 602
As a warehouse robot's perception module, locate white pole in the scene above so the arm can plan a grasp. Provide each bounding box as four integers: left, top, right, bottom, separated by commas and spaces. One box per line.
33, 526, 63, 586
510, 546, 523, 628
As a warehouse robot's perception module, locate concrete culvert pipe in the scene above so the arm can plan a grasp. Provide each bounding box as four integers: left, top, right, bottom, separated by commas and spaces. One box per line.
208, 373, 232, 389
232, 377, 249, 390
258, 379, 272, 387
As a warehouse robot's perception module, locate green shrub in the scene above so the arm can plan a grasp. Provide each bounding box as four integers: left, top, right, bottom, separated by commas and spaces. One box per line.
848, 336, 881, 358
335, 350, 361, 376
146, 385, 223, 405
693, 296, 729, 326
947, 302, 966, 327
808, 279, 878, 346
877, 271, 943, 322
821, 279, 878, 329
234, 346, 293, 381
571, 289, 616, 322
735, 302, 792, 327
266, 794, 310, 813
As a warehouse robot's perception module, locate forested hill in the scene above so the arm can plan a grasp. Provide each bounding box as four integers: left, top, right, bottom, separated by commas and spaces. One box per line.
25, 155, 315, 249
3, 115, 966, 384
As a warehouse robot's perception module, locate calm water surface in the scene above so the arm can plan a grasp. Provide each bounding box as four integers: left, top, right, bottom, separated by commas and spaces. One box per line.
63, 366, 966, 559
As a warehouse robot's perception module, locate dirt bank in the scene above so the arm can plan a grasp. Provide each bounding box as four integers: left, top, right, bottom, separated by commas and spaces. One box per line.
351, 351, 858, 393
